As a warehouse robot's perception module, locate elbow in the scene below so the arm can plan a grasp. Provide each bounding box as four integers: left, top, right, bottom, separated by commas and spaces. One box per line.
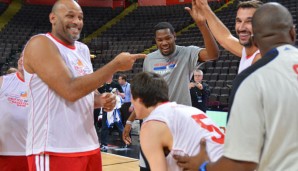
214, 52, 220, 60
67, 96, 80, 103
65, 95, 80, 103
61, 91, 81, 102
209, 51, 220, 60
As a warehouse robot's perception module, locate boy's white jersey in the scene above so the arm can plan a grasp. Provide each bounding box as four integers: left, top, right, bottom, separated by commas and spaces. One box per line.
143, 102, 224, 171
24, 33, 99, 155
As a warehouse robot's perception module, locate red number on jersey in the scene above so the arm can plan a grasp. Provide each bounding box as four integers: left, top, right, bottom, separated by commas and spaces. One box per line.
192, 114, 225, 144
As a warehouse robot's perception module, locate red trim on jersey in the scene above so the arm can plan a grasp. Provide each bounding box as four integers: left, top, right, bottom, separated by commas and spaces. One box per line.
161, 101, 170, 105
43, 148, 100, 157
47, 33, 76, 50
246, 51, 260, 59
246, 55, 253, 59
16, 72, 25, 82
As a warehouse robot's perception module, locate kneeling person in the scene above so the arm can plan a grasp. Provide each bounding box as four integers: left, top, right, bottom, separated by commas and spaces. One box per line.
130, 72, 224, 171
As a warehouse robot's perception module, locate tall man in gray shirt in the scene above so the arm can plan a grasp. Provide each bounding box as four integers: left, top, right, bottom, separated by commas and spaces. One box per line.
143, 43, 202, 106
123, 3, 220, 168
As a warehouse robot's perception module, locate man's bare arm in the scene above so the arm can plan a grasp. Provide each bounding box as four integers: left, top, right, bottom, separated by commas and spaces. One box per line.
196, 0, 243, 57
186, 0, 219, 62
140, 121, 172, 171
24, 35, 146, 102
196, 23, 220, 62
175, 140, 257, 171
122, 110, 137, 144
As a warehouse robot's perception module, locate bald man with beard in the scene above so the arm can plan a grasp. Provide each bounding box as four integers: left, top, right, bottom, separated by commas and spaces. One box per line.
174, 2, 298, 171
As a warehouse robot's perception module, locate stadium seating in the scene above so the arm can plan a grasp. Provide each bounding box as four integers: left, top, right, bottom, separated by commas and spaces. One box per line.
0, 0, 297, 111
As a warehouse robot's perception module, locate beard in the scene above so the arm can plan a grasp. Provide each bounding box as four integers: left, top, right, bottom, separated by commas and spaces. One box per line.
67, 32, 80, 41
239, 36, 253, 47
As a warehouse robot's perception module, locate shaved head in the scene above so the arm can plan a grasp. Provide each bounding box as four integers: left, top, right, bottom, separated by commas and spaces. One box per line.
52, 0, 81, 14
252, 3, 296, 56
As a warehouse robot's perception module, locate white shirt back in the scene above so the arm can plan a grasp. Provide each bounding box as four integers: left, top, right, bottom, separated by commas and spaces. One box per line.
143, 102, 224, 171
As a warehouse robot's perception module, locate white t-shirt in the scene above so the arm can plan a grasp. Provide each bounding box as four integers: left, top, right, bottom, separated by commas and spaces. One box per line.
24, 33, 99, 155
143, 102, 224, 171
0, 73, 28, 155
225, 45, 298, 170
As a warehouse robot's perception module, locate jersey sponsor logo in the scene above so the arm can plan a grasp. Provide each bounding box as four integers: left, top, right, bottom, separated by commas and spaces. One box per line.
5, 91, 29, 107
153, 61, 177, 75
70, 58, 92, 76
191, 114, 225, 144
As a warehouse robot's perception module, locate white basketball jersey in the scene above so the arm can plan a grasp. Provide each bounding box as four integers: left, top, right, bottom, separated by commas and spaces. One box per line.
0, 73, 28, 155
24, 33, 99, 155
143, 102, 224, 171
238, 48, 260, 73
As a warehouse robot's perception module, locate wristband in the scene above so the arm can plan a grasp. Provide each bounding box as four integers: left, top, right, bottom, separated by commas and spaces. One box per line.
126, 120, 133, 125
199, 161, 208, 171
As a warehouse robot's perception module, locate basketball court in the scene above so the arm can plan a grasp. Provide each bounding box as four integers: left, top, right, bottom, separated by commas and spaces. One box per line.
102, 153, 139, 171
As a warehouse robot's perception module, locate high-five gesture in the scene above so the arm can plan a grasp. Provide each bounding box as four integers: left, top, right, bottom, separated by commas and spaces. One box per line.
195, 0, 209, 8
185, 0, 206, 25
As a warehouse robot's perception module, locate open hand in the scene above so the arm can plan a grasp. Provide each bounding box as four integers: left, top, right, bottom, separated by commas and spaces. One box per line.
122, 124, 132, 145
185, 0, 206, 25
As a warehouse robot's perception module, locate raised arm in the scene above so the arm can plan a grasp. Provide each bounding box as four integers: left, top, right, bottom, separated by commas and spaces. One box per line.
186, 0, 219, 62
24, 35, 146, 102
196, 0, 243, 57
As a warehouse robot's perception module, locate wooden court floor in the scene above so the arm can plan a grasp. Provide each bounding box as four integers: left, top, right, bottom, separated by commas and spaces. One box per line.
102, 152, 139, 171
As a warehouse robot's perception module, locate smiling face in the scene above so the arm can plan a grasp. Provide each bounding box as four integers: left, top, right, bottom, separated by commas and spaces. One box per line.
155, 28, 176, 56
235, 7, 256, 47
50, 0, 83, 45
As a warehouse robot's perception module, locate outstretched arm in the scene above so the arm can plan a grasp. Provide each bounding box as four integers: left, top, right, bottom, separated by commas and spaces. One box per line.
186, 0, 219, 62
24, 35, 146, 102
174, 139, 257, 171
195, 0, 243, 57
